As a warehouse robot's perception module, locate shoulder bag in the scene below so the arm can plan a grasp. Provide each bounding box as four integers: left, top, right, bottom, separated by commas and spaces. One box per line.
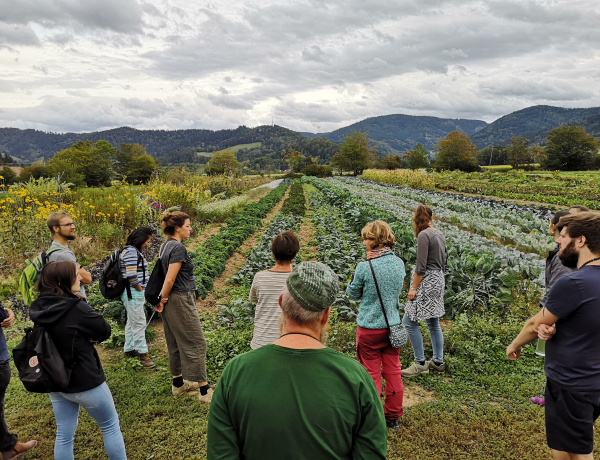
368, 260, 408, 348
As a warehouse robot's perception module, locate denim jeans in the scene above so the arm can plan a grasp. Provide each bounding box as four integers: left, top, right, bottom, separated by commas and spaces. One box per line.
402, 314, 444, 363
0, 362, 17, 452
49, 382, 126, 460
121, 289, 148, 354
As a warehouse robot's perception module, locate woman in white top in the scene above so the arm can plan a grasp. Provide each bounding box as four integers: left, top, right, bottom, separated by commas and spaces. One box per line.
249, 231, 300, 349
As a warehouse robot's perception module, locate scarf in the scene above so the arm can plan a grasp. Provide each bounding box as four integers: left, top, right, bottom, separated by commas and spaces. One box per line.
367, 246, 392, 260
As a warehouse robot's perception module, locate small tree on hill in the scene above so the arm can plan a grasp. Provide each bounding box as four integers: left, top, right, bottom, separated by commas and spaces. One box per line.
404, 143, 430, 170
543, 125, 599, 171
381, 154, 402, 170
507, 136, 532, 169
205, 149, 242, 176
434, 131, 479, 172
339, 130, 377, 176
116, 143, 160, 183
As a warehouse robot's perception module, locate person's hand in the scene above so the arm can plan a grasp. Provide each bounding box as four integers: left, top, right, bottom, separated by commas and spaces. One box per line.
1, 309, 15, 328
135, 285, 143, 292
506, 343, 522, 360
155, 304, 164, 313
537, 323, 556, 341
408, 289, 417, 300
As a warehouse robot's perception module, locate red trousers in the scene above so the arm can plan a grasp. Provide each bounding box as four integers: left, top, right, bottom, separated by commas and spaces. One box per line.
356, 326, 404, 420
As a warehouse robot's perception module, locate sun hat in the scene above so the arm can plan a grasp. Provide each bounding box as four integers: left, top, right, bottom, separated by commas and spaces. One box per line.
286, 261, 339, 312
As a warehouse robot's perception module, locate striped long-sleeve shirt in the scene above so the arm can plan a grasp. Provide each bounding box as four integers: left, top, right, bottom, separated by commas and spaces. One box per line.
119, 246, 149, 290
249, 270, 290, 349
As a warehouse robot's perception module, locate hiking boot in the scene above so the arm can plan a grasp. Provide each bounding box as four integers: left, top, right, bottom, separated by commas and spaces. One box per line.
172, 380, 201, 396
401, 361, 429, 378
124, 350, 138, 359
2, 440, 38, 459
195, 388, 214, 404
385, 419, 400, 431
428, 360, 446, 373
138, 352, 155, 369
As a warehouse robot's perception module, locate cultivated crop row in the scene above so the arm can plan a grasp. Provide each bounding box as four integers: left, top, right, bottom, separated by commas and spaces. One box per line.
307, 188, 365, 319
190, 180, 290, 299
333, 177, 554, 256
305, 177, 544, 318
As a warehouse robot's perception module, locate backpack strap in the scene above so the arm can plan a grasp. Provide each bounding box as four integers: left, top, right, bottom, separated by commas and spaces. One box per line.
42, 246, 65, 265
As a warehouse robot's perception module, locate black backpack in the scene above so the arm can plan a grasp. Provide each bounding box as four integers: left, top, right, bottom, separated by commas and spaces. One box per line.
144, 241, 173, 307
13, 326, 71, 393
100, 246, 145, 301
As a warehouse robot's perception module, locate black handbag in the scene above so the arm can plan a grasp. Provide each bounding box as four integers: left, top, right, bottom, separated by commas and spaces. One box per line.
13, 326, 71, 393
368, 260, 408, 349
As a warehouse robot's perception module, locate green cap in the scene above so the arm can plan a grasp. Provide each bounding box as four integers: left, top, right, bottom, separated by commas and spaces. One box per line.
286, 262, 339, 312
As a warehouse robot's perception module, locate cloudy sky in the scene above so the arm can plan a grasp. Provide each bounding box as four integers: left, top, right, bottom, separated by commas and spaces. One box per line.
0, 0, 599, 134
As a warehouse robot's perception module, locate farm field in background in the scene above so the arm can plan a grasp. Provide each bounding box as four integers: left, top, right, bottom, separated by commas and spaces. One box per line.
362, 168, 600, 210
1, 173, 598, 458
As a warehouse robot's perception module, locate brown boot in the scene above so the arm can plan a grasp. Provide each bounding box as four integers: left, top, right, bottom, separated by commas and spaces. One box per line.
124, 350, 138, 359
138, 352, 155, 368
2, 440, 38, 459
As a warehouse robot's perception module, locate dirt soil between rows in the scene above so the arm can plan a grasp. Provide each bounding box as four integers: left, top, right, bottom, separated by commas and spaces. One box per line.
196, 188, 291, 315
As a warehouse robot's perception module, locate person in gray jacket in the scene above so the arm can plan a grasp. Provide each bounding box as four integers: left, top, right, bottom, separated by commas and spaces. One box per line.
531, 210, 575, 407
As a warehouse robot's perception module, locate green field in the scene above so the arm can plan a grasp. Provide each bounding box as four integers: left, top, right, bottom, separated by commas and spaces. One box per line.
196, 142, 262, 158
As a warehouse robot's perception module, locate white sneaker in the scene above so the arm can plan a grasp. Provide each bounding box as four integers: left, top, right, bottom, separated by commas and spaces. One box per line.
401, 361, 429, 378
172, 380, 201, 396
195, 388, 213, 404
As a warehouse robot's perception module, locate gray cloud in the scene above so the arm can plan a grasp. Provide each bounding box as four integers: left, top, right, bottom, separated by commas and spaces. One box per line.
0, 0, 144, 34
1, 0, 600, 133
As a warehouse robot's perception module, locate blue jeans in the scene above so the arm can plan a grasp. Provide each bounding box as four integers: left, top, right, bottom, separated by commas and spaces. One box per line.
402, 314, 444, 363
49, 382, 126, 460
121, 289, 148, 354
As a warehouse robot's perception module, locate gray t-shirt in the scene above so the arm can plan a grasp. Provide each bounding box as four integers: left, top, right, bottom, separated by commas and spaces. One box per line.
415, 228, 446, 275
47, 241, 87, 299
160, 239, 197, 293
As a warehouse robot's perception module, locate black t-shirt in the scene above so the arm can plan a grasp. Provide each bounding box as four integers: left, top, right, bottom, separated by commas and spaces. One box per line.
545, 265, 600, 390
161, 239, 197, 293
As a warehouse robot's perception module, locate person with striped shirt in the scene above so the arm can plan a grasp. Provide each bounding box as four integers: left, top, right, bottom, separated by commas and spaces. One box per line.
249, 231, 300, 349
119, 227, 154, 368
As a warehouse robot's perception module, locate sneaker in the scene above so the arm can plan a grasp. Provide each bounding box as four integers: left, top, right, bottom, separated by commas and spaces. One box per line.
195, 388, 214, 404
2, 440, 38, 460
428, 360, 446, 373
401, 361, 429, 378
530, 397, 545, 406
172, 380, 201, 396
124, 350, 138, 359
385, 419, 400, 431
138, 352, 155, 369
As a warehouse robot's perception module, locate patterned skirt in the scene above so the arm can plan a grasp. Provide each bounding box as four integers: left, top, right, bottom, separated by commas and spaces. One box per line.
405, 268, 445, 321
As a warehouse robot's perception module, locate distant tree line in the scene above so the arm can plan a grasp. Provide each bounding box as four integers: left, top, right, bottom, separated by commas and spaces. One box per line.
8, 141, 160, 187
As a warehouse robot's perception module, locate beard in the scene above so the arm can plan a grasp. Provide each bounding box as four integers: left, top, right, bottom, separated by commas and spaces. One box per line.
559, 240, 579, 269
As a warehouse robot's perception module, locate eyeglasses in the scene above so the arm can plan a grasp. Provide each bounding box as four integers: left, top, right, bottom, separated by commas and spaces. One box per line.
58, 223, 75, 227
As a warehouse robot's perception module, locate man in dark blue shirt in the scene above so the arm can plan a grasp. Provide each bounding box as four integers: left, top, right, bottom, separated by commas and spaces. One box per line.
507, 212, 600, 459
0, 303, 38, 459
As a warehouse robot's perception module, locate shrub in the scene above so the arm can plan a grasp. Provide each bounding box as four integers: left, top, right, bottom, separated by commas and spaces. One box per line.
301, 164, 333, 177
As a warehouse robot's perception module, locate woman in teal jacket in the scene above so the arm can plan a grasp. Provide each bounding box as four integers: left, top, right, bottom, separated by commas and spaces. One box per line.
347, 220, 406, 431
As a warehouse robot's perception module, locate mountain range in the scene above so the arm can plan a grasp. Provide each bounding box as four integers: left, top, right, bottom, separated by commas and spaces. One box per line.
1, 105, 599, 165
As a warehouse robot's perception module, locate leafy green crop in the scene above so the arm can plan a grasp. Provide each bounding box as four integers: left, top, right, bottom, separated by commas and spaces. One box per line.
280, 179, 307, 216
189, 180, 290, 299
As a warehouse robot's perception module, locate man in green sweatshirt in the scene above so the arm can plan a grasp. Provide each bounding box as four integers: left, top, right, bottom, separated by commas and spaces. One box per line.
207, 261, 387, 460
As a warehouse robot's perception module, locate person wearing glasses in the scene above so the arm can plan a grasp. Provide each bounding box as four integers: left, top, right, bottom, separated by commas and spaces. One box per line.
46, 212, 92, 299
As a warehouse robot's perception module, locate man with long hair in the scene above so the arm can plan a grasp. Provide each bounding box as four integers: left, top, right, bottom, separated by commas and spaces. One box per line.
507, 212, 600, 460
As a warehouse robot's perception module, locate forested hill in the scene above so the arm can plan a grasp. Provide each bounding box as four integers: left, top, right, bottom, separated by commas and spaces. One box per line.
0, 125, 340, 165
302, 114, 488, 153
470, 105, 600, 148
